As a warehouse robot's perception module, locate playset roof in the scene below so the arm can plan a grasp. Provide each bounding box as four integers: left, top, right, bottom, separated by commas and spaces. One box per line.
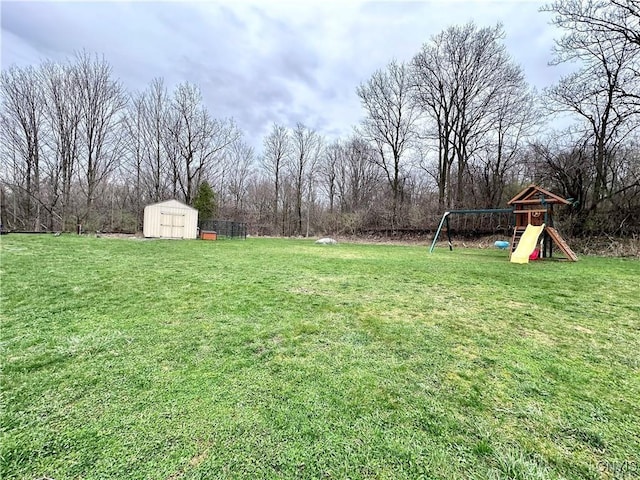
507, 184, 571, 206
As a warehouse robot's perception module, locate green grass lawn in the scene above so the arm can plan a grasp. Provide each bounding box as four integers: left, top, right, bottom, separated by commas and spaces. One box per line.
1, 235, 639, 480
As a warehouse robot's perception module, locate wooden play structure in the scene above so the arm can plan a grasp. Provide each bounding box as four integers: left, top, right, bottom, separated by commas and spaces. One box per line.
430, 184, 578, 262
507, 184, 577, 262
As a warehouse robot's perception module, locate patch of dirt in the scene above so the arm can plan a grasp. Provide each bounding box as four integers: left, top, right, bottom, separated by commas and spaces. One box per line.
189, 451, 208, 467
97, 232, 143, 239
519, 328, 556, 346
291, 287, 316, 295
167, 449, 209, 480
573, 325, 595, 334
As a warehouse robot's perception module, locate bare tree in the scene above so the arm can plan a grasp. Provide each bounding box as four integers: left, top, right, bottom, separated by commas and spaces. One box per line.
122, 90, 147, 229
544, 1, 640, 210
473, 87, 540, 207
141, 78, 171, 203
289, 123, 321, 236
1, 53, 261, 233
544, 1, 640, 49
0, 65, 45, 230
73, 52, 127, 227
40, 60, 82, 230
167, 82, 240, 205
317, 136, 382, 234
411, 41, 456, 210
357, 60, 418, 227
531, 137, 592, 212
305, 135, 324, 237
244, 175, 272, 234
225, 138, 255, 218
412, 22, 527, 209
543, 0, 640, 124
321, 140, 341, 214
341, 136, 381, 214
122, 78, 175, 229
261, 123, 290, 233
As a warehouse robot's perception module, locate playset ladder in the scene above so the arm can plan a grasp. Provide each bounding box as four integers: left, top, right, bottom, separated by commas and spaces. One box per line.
510, 227, 526, 259
546, 227, 578, 261
510, 226, 578, 261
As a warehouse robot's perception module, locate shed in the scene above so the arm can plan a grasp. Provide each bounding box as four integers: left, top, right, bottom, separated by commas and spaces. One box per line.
143, 200, 199, 239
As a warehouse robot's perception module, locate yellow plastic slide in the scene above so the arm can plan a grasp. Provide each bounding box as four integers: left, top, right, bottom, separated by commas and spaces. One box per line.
510, 224, 545, 264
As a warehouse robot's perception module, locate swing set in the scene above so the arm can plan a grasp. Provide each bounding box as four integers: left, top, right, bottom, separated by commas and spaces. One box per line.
429, 208, 514, 253
429, 185, 578, 262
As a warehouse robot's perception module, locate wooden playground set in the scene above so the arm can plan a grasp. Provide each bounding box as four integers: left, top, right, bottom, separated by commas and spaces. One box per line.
430, 184, 578, 263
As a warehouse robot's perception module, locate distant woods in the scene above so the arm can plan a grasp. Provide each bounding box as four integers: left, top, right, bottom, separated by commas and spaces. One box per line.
1, 54, 242, 233
2, 1, 639, 236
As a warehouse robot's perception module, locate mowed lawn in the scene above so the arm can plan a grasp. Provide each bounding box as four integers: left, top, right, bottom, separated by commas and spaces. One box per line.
1, 235, 639, 480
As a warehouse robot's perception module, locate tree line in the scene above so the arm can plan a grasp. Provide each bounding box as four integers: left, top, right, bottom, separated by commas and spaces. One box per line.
2, 1, 638, 236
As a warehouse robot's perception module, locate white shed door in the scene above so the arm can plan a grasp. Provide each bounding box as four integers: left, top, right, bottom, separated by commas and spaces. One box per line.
160, 212, 185, 238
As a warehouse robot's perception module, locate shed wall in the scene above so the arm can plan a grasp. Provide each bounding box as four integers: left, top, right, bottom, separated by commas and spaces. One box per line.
143, 201, 198, 239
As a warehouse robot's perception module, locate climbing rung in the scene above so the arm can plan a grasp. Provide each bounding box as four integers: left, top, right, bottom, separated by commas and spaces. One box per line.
510, 228, 526, 257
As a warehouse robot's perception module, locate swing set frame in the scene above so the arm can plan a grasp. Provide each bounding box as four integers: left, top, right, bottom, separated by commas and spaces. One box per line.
428, 208, 514, 253
429, 185, 578, 261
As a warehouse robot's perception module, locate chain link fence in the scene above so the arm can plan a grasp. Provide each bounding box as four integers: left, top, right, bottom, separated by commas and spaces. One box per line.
198, 220, 247, 239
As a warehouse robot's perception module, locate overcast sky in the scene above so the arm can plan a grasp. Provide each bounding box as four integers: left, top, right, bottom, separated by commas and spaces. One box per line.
1, 0, 570, 149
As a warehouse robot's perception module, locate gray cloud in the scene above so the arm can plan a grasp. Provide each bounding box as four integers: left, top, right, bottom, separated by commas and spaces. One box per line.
1, 0, 565, 150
